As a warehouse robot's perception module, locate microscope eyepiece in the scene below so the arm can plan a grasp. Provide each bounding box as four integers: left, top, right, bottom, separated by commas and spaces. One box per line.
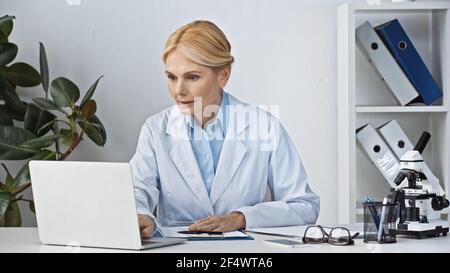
414, 131, 431, 154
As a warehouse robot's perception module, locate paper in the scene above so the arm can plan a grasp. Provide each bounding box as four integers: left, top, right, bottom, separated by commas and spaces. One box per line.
158, 226, 249, 239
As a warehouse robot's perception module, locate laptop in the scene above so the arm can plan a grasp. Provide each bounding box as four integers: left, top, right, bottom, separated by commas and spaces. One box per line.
29, 160, 186, 250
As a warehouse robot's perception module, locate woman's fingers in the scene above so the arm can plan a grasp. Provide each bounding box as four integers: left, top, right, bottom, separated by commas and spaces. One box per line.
189, 216, 216, 230
190, 217, 220, 231
141, 226, 154, 238
194, 223, 219, 231
138, 214, 152, 228
138, 214, 155, 238
212, 226, 226, 232
196, 215, 213, 224
189, 213, 243, 232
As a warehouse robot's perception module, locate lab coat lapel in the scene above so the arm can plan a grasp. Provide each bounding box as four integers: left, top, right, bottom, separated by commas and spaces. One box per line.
166, 105, 214, 215
210, 95, 249, 206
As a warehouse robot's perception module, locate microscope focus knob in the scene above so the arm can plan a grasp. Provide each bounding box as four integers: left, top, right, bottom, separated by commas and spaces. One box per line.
432, 196, 450, 210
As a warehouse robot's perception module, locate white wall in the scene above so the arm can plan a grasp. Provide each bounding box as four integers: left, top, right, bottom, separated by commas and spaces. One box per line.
1, 0, 439, 226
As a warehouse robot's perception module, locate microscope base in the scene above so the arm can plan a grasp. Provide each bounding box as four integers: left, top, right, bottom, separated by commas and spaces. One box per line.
392, 221, 449, 239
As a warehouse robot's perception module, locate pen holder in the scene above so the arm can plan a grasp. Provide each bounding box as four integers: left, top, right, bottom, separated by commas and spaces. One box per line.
363, 201, 397, 244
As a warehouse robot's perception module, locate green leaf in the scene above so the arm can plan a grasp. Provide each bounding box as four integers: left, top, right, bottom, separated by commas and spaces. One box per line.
80, 75, 103, 107
0, 43, 18, 67
31, 97, 68, 116
0, 125, 37, 160
0, 150, 35, 160
0, 15, 14, 37
0, 79, 27, 119
0, 125, 35, 146
5, 171, 14, 191
51, 121, 61, 154
50, 77, 80, 107
31, 97, 59, 110
1, 163, 14, 191
78, 115, 107, 146
21, 134, 60, 150
12, 166, 27, 188
0, 105, 13, 125
24, 103, 56, 136
0, 31, 7, 43
80, 99, 96, 119
0, 15, 15, 25
60, 128, 72, 146
4, 201, 21, 227
29, 201, 35, 214
6, 102, 27, 122
13, 149, 56, 187
37, 119, 69, 136
38, 149, 57, 161
5, 62, 41, 87
0, 142, 39, 160
1, 163, 10, 174
0, 191, 11, 222
39, 42, 49, 93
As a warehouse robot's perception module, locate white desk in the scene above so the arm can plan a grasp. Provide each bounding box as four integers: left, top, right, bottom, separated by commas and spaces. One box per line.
0, 228, 449, 253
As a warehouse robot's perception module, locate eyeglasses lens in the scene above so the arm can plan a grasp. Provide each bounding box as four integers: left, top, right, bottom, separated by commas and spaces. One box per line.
329, 228, 351, 245
304, 226, 325, 243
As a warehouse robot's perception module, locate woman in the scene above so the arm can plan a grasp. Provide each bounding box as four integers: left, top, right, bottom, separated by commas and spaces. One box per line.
130, 20, 319, 237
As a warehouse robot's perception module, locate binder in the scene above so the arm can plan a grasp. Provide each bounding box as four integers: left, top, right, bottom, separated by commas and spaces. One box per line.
356, 124, 400, 188
356, 21, 419, 106
378, 120, 444, 195
374, 19, 443, 105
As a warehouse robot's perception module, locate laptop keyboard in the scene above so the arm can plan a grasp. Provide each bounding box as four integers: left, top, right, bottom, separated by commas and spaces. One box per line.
142, 240, 159, 245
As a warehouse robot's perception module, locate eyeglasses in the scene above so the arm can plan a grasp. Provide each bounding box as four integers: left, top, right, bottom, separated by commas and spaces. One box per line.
302, 225, 359, 246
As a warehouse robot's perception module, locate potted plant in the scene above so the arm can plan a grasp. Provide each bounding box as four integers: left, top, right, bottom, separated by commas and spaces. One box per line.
0, 15, 107, 226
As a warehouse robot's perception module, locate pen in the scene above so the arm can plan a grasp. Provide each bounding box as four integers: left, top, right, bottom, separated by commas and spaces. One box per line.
178, 231, 223, 235
366, 198, 380, 230
377, 197, 387, 242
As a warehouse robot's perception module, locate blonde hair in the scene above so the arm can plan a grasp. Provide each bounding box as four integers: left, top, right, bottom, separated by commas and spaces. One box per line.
162, 20, 234, 71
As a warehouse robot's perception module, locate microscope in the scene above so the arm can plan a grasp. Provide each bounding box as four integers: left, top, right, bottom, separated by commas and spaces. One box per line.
387, 132, 450, 239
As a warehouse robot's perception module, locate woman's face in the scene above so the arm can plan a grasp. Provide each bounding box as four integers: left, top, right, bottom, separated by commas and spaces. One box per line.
165, 49, 229, 116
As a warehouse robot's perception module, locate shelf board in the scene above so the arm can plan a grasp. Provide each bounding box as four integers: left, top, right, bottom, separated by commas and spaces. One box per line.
341, 2, 450, 11
356, 106, 449, 113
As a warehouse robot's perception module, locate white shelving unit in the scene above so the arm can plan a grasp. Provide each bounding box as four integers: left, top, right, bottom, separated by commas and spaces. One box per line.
337, 2, 450, 223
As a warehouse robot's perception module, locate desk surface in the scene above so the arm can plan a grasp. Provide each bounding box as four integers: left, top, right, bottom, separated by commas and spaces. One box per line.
1, 228, 449, 253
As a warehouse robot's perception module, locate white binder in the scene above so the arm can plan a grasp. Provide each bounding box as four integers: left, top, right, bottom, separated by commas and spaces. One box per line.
378, 120, 444, 195
356, 21, 419, 106
356, 124, 400, 188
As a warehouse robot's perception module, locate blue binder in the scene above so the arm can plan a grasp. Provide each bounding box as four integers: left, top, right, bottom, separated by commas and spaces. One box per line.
375, 19, 443, 105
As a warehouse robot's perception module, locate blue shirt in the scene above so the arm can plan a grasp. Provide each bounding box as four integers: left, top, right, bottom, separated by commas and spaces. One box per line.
185, 91, 229, 196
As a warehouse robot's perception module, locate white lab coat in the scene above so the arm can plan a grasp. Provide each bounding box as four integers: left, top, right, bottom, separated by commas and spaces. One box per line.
130, 93, 319, 228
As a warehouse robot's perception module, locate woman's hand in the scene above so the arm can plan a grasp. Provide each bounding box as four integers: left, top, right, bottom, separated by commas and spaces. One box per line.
138, 214, 156, 238
188, 212, 246, 232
